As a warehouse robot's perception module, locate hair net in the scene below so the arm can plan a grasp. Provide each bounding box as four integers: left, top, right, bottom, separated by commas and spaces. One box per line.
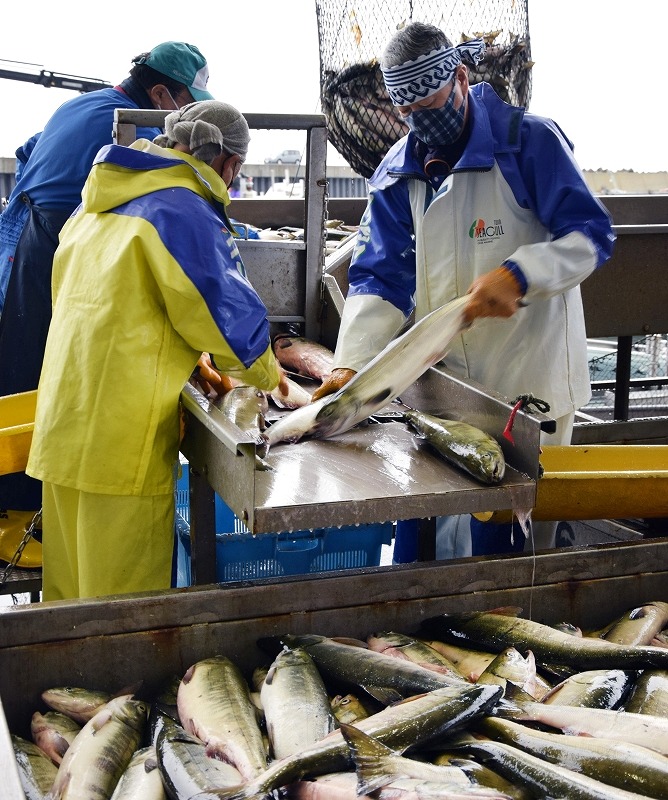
153, 100, 249, 165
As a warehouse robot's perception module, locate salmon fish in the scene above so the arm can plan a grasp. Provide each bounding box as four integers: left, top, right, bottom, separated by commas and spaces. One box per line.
264, 296, 469, 449
177, 655, 267, 781
191, 683, 502, 800
403, 410, 505, 484
420, 608, 668, 670
46, 695, 147, 800
273, 335, 335, 382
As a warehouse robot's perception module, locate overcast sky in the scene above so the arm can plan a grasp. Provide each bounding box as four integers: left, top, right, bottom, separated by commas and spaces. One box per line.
1, 1, 665, 173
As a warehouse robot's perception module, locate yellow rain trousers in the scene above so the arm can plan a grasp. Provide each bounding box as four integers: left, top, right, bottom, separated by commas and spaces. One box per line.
42, 483, 174, 601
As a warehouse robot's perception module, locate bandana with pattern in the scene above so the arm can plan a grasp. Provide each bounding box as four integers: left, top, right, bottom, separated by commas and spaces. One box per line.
382, 38, 486, 107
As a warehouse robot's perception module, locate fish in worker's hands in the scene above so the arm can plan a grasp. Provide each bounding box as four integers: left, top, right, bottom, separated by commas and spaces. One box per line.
264, 296, 469, 449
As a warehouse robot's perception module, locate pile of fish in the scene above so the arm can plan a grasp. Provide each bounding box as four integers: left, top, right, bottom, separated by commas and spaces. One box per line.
12, 602, 668, 799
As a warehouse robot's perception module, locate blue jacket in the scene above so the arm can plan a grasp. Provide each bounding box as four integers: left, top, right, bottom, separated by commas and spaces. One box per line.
334, 83, 616, 417
0, 87, 161, 308
348, 82, 615, 316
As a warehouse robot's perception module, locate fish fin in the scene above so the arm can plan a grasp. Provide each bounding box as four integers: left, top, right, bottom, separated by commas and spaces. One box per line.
491, 697, 528, 719
90, 708, 113, 732
339, 723, 405, 795
113, 680, 144, 699
360, 684, 405, 706
54, 736, 70, 759
502, 682, 537, 703
254, 454, 274, 471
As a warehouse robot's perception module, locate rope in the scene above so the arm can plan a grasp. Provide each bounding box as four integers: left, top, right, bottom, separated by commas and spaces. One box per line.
502, 393, 550, 445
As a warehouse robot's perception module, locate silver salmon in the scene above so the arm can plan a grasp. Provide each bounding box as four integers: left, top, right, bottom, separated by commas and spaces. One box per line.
217, 385, 269, 445
260, 648, 337, 760
46, 694, 147, 800
420, 607, 668, 670
191, 683, 503, 800
602, 602, 668, 646
269, 377, 313, 410
155, 717, 244, 797
403, 411, 505, 484
272, 335, 334, 382
540, 668, 635, 708
260, 633, 469, 706
366, 631, 465, 679
109, 745, 166, 800
177, 655, 267, 781
502, 701, 668, 755
338, 723, 480, 795
476, 648, 551, 701
624, 669, 668, 716
458, 738, 653, 800
12, 735, 58, 800
40, 687, 113, 725
30, 711, 81, 765
264, 296, 469, 448
478, 715, 668, 799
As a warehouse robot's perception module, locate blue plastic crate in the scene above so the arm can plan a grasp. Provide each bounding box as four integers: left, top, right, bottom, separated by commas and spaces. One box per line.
174, 458, 393, 586
175, 519, 393, 586
175, 459, 245, 532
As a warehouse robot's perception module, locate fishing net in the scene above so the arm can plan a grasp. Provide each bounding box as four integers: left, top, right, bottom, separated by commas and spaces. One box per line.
316, 0, 532, 177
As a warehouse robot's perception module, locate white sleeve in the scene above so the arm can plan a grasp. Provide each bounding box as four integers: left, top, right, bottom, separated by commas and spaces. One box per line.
333, 294, 407, 372
511, 230, 598, 302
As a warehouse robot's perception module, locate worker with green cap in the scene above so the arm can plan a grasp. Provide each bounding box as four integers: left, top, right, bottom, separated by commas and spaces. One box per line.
0, 41, 215, 529
26, 100, 286, 600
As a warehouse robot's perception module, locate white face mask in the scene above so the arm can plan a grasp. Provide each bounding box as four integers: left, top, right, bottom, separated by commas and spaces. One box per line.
157, 89, 179, 112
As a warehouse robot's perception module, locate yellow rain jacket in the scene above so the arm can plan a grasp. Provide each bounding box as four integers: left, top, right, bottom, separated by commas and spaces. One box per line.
27, 139, 279, 496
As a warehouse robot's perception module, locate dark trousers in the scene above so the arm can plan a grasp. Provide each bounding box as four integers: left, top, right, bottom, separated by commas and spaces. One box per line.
394, 517, 524, 562
0, 197, 71, 510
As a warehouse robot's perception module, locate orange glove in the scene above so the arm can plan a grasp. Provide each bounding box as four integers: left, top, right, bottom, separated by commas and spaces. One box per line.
464, 267, 524, 324
193, 353, 236, 397
311, 368, 357, 402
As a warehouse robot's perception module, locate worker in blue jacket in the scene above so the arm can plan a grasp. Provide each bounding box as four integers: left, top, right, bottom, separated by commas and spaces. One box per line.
27, 101, 285, 600
314, 22, 615, 558
0, 41, 213, 514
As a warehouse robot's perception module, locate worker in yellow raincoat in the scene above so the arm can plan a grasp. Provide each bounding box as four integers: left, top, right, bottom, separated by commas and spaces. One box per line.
27, 101, 284, 600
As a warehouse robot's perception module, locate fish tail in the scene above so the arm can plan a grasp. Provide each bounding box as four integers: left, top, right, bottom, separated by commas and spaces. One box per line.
339, 722, 403, 795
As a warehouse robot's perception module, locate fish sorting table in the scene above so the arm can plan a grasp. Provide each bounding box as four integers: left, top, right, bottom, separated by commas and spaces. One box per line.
180, 367, 551, 583
1, 538, 667, 798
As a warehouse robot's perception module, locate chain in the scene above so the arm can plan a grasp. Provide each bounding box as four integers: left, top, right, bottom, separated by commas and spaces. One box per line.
0, 508, 42, 588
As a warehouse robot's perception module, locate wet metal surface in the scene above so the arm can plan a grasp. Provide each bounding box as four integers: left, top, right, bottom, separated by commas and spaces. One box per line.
253, 419, 534, 532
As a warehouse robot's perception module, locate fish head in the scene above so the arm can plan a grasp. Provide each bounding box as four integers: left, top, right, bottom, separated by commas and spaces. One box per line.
479, 448, 505, 483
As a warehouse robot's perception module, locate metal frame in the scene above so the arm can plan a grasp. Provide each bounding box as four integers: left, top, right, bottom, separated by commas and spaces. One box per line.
113, 109, 328, 339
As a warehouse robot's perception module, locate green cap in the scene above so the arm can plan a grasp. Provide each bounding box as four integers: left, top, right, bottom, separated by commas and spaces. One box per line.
133, 42, 214, 101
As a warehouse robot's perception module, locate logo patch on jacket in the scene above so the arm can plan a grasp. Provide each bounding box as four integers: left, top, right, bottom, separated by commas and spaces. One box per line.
469, 218, 505, 243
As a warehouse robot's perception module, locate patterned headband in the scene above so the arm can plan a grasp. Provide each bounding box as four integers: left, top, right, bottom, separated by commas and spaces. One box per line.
382, 38, 486, 106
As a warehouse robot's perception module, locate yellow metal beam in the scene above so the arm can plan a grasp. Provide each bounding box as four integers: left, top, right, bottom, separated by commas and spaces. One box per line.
475, 445, 668, 522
